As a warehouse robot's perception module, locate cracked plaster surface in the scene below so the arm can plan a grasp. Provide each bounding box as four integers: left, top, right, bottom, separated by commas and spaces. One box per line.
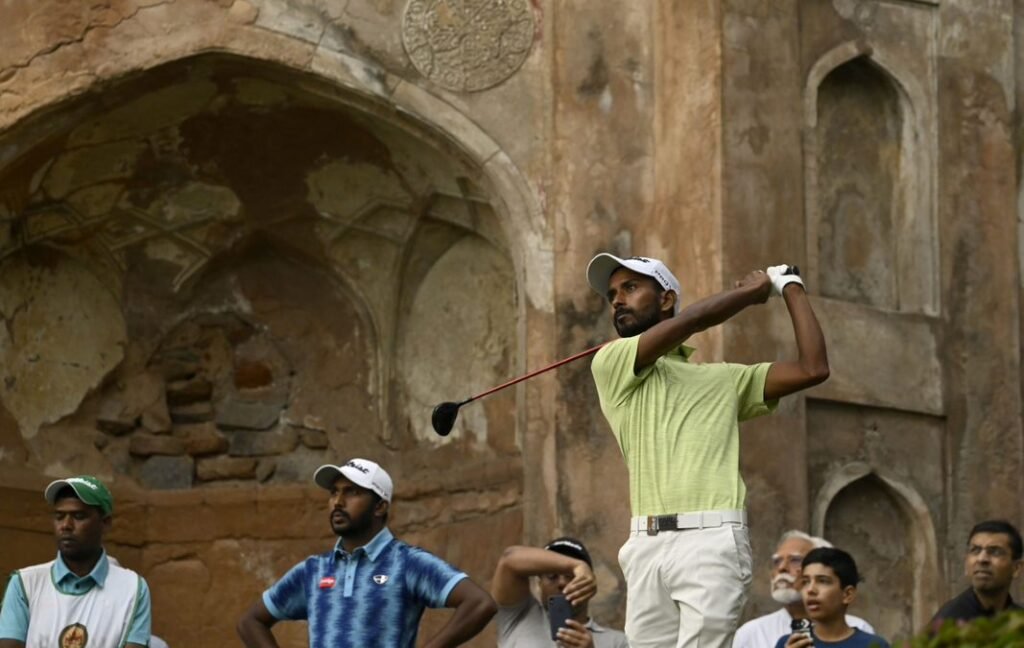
0, 254, 126, 439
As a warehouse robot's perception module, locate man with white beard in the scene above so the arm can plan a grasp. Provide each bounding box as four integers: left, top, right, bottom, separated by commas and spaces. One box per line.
733, 531, 875, 648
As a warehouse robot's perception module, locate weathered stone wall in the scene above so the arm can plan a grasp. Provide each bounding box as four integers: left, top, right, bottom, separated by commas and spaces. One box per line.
0, 1, 1022, 646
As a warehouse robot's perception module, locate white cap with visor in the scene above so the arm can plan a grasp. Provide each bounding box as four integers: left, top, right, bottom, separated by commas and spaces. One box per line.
313, 458, 393, 502
586, 253, 682, 314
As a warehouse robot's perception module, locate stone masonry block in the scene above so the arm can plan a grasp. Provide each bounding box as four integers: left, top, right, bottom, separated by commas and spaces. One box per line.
166, 378, 213, 406
196, 456, 258, 481
216, 397, 282, 431
256, 458, 276, 482
299, 429, 328, 449
130, 433, 186, 457
170, 401, 214, 424
255, 485, 323, 538
228, 428, 298, 457
177, 423, 229, 456
138, 455, 194, 491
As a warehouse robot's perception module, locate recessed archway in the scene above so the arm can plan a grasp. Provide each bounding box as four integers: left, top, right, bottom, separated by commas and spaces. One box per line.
811, 462, 942, 637
0, 50, 548, 646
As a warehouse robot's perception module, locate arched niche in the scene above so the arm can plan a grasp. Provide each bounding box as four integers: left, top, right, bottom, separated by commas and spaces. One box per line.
812, 462, 941, 637
395, 219, 517, 449
0, 25, 551, 646
0, 52, 535, 486
804, 43, 937, 315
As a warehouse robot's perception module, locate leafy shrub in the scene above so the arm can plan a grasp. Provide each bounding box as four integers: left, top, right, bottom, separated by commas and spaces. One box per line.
903, 611, 1024, 648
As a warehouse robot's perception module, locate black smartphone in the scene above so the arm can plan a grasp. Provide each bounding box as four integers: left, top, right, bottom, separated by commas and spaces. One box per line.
790, 618, 813, 639
548, 594, 574, 640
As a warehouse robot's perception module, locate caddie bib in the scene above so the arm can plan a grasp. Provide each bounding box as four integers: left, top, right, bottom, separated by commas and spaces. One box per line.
20, 560, 141, 648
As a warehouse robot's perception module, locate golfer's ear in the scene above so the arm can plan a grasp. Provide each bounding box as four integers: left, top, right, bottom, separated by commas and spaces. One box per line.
375, 499, 389, 519
662, 290, 677, 315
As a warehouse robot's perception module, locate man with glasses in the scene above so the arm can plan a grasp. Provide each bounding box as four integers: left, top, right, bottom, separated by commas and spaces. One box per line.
931, 520, 1022, 626
734, 531, 873, 647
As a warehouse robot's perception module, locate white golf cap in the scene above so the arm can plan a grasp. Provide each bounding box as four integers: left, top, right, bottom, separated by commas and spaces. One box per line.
586, 253, 682, 313
313, 458, 393, 502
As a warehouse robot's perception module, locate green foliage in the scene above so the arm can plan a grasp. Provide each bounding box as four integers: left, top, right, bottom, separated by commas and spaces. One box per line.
904, 612, 1024, 648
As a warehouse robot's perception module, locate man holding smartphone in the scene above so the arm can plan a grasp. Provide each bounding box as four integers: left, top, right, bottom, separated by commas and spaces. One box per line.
491, 537, 629, 647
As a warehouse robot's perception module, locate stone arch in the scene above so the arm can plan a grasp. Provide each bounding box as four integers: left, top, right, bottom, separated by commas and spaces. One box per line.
803, 42, 937, 315
811, 462, 941, 636
0, 28, 555, 640
0, 45, 551, 319
0, 46, 551, 489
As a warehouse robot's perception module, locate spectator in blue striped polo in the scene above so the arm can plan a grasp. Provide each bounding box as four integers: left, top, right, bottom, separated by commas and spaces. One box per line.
236, 458, 496, 648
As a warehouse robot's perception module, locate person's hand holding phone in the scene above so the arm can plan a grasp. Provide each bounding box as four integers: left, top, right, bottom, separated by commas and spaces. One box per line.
555, 619, 594, 648
561, 563, 596, 606
784, 631, 814, 648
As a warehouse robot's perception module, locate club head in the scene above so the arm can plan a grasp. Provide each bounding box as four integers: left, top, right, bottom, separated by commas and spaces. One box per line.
431, 401, 462, 437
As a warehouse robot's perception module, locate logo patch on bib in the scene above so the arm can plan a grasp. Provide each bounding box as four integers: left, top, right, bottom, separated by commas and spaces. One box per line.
319, 576, 337, 589
373, 574, 389, 585
59, 623, 89, 648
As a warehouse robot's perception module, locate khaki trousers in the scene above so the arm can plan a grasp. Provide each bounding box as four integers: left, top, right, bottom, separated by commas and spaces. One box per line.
618, 523, 752, 647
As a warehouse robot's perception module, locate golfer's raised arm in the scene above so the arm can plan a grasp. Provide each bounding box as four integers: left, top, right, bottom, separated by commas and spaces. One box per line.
421, 578, 496, 648
634, 271, 772, 371
763, 282, 829, 400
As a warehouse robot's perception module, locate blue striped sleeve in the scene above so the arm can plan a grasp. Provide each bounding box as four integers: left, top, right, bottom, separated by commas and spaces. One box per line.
263, 560, 311, 621
403, 548, 466, 609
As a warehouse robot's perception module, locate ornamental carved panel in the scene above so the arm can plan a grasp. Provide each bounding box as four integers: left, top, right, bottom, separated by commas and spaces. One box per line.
402, 0, 535, 92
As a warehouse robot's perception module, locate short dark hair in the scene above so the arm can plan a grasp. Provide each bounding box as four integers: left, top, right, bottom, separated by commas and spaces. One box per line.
802, 547, 860, 589
968, 520, 1023, 560
55, 485, 79, 502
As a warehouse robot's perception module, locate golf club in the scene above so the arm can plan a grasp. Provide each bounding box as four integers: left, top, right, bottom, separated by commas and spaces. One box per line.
431, 265, 800, 436
431, 343, 606, 436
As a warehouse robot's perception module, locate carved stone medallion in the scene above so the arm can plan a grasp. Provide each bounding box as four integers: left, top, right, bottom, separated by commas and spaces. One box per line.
402, 0, 535, 92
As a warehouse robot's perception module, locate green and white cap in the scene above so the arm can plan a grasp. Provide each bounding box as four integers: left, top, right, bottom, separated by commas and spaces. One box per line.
44, 476, 114, 515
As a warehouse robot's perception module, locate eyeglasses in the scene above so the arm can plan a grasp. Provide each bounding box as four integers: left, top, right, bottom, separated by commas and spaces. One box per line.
968, 545, 1011, 559
771, 553, 805, 570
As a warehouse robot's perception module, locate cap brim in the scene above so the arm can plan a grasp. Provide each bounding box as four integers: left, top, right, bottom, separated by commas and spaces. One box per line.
586, 253, 627, 296
313, 465, 343, 490
44, 479, 110, 514
44, 479, 72, 506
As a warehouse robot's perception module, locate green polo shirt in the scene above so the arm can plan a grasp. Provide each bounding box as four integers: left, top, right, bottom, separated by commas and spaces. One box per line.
591, 335, 777, 517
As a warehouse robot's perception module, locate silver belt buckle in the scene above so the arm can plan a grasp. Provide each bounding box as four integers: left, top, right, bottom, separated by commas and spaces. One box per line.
645, 516, 658, 536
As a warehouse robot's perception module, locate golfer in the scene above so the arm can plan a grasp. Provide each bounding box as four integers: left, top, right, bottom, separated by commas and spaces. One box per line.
587, 254, 829, 648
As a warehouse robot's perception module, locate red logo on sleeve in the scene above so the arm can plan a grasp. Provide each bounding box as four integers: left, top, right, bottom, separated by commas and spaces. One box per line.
319, 576, 336, 589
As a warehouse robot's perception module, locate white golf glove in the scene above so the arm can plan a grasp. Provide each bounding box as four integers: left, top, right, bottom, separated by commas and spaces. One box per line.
766, 264, 804, 297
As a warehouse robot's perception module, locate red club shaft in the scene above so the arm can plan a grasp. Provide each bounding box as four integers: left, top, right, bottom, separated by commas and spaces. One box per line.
464, 343, 607, 404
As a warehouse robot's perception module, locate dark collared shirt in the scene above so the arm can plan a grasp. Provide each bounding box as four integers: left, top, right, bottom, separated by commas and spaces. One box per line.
931, 587, 1022, 626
